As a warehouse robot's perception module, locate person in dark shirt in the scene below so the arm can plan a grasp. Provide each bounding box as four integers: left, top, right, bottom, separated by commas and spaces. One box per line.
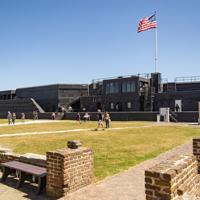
76, 112, 81, 124
175, 104, 180, 112
97, 112, 103, 128
12, 112, 16, 125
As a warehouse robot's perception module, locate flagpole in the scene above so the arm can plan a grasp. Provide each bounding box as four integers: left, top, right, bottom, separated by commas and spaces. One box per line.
154, 12, 158, 72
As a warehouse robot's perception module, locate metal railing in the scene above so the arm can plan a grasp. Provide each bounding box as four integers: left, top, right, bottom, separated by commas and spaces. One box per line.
174, 76, 200, 83
92, 73, 152, 84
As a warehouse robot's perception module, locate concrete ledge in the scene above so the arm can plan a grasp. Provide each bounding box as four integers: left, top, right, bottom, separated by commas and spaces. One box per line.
0, 148, 46, 168
19, 153, 46, 168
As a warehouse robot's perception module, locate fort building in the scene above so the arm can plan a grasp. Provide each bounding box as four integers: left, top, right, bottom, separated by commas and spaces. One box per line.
0, 84, 88, 113
1, 73, 200, 115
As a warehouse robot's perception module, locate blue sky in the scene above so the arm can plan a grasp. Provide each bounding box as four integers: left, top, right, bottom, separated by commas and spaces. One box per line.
0, 0, 200, 90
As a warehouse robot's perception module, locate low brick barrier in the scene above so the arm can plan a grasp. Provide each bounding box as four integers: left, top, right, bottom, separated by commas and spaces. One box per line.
46, 141, 93, 198
0, 148, 20, 165
145, 154, 199, 200
193, 138, 200, 173
0, 153, 20, 165
145, 138, 200, 200
19, 153, 46, 167
0, 148, 46, 168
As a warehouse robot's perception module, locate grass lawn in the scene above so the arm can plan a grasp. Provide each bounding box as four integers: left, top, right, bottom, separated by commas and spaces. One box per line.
0, 120, 149, 134
0, 119, 32, 124
0, 119, 9, 124
0, 121, 200, 181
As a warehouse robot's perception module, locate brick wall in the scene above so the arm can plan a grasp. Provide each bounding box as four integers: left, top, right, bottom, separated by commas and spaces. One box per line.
193, 138, 200, 173
0, 148, 46, 168
145, 154, 198, 200
0, 152, 20, 165
46, 146, 93, 198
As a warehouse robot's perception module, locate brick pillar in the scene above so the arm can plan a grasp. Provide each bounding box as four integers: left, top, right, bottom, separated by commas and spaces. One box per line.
46, 141, 93, 198
193, 138, 200, 173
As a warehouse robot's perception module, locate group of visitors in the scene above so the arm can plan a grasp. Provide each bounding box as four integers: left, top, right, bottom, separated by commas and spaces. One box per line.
76, 112, 91, 124
7, 111, 16, 125
7, 111, 26, 125
97, 111, 111, 129
76, 111, 111, 128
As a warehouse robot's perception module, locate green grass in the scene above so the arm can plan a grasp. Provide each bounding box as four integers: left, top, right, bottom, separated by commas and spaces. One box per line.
0, 119, 9, 124
0, 121, 199, 181
0, 120, 149, 134
0, 119, 32, 125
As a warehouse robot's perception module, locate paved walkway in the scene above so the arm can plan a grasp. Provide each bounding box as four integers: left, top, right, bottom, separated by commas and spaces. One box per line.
0, 141, 193, 200
0, 177, 53, 200
65, 141, 192, 200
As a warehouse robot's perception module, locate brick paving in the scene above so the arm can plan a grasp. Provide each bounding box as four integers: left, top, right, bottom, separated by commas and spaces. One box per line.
0, 141, 195, 200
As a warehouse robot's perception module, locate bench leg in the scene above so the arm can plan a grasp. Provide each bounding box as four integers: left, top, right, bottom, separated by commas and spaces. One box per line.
17, 171, 27, 188
1, 167, 12, 182
37, 176, 46, 195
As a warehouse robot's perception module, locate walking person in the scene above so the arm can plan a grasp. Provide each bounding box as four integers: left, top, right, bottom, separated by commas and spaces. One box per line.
12, 112, 16, 125
51, 112, 56, 120
7, 111, 12, 125
76, 112, 81, 124
83, 112, 90, 122
35, 111, 38, 120
21, 113, 25, 122
97, 111, 103, 129
104, 112, 111, 128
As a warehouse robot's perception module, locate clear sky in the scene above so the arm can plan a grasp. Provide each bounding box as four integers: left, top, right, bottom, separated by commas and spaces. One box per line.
0, 0, 200, 90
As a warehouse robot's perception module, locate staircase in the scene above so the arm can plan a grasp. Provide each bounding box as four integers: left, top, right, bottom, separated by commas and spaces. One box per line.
169, 110, 178, 122
30, 98, 45, 113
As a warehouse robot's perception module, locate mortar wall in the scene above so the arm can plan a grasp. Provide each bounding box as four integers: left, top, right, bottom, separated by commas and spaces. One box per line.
46, 147, 93, 198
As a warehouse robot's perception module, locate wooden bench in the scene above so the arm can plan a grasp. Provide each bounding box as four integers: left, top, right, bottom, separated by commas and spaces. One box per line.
1, 161, 47, 194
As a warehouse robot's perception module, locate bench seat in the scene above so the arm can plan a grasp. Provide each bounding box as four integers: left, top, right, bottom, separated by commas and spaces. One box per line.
1, 161, 47, 194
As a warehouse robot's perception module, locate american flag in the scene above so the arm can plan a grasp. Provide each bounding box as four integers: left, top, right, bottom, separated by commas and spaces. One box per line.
137, 14, 157, 33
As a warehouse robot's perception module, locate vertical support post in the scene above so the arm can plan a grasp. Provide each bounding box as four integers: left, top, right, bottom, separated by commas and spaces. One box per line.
154, 12, 158, 73
166, 108, 170, 123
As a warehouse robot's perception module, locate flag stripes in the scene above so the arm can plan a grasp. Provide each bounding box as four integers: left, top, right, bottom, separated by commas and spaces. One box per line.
137, 14, 157, 33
